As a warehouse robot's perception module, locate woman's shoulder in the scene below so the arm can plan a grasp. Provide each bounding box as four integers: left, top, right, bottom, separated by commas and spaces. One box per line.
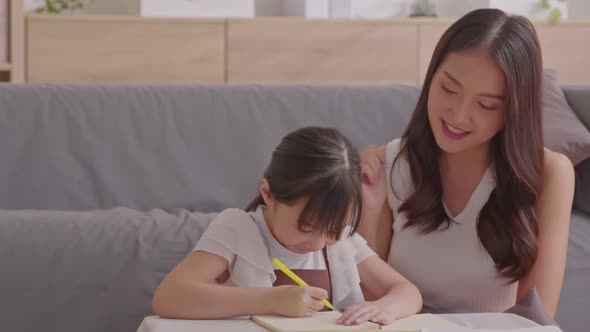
384, 138, 410, 174
384, 138, 403, 165
524, 149, 575, 232
543, 148, 574, 178
384, 138, 414, 205
540, 148, 575, 201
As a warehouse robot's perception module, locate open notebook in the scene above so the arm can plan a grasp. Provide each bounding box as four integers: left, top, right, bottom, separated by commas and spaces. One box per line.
250, 312, 463, 332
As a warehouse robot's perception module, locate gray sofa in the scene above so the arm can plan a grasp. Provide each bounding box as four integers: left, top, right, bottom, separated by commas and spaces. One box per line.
0, 84, 588, 332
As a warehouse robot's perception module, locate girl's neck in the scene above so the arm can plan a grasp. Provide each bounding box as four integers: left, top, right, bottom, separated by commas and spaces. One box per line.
262, 205, 275, 234
262, 206, 285, 247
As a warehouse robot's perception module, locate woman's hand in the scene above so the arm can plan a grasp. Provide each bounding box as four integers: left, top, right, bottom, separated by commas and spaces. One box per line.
361, 145, 388, 210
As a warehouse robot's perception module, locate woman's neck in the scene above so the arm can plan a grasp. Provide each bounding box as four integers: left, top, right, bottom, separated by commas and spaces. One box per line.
439, 143, 493, 181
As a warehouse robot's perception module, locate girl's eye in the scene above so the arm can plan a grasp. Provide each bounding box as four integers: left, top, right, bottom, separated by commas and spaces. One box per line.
478, 102, 496, 111
441, 85, 458, 95
297, 225, 313, 234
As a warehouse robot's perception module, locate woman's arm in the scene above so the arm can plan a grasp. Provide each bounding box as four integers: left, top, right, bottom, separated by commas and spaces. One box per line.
337, 255, 422, 326
358, 199, 393, 261
152, 251, 327, 319
358, 145, 394, 260
517, 149, 575, 317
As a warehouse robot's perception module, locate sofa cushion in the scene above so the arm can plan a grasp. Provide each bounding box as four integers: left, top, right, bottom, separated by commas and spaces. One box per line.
574, 158, 590, 215
505, 288, 557, 326
562, 86, 590, 131
556, 210, 590, 332
543, 69, 590, 165
0, 207, 216, 332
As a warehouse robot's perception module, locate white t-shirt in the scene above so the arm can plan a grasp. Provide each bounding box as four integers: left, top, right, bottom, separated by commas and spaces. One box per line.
194, 205, 375, 281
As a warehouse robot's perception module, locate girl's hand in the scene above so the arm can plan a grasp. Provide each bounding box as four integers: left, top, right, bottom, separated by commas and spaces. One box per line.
271, 285, 328, 317
336, 301, 397, 326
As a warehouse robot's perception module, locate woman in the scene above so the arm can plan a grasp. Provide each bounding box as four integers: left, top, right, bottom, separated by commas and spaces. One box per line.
359, 8, 574, 318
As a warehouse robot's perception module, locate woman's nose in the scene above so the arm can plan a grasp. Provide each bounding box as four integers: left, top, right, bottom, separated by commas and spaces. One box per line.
449, 97, 472, 124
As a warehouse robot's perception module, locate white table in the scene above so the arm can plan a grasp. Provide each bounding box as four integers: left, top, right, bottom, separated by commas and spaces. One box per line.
137, 313, 540, 332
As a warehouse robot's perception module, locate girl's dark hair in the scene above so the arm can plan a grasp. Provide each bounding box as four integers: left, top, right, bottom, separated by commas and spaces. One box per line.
395, 8, 543, 281
246, 126, 363, 239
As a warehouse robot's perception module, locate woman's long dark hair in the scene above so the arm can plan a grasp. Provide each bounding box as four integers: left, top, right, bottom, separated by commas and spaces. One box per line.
395, 8, 544, 281
246, 126, 363, 239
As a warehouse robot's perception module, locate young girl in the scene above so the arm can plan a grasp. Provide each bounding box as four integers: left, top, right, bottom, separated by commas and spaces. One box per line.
152, 126, 422, 326
359, 9, 575, 317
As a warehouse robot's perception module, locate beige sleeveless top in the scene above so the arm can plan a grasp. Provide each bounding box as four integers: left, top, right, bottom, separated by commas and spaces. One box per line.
385, 139, 518, 313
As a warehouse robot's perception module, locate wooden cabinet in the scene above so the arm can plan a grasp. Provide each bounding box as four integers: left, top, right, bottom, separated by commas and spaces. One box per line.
417, 20, 590, 85
24, 15, 590, 84
228, 19, 418, 85
0, 0, 25, 82
418, 22, 451, 83
27, 16, 225, 84
536, 23, 590, 85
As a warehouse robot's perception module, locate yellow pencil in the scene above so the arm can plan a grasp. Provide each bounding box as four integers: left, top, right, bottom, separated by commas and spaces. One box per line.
272, 258, 334, 310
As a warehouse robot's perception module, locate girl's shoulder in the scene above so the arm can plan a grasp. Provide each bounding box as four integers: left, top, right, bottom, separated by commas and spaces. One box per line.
214, 208, 251, 220
208, 208, 258, 231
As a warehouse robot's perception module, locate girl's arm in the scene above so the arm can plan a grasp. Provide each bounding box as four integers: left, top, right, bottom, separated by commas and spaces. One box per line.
152, 250, 327, 319
337, 255, 422, 326
517, 149, 575, 318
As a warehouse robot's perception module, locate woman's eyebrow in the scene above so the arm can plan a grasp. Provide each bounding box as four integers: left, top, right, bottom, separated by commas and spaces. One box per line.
444, 70, 504, 100
443, 71, 462, 87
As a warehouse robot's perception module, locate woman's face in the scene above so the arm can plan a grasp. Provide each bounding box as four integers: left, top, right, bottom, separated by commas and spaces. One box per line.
427, 48, 506, 156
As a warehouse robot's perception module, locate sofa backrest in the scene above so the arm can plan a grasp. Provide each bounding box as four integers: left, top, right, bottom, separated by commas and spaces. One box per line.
1, 84, 589, 332
0, 84, 588, 213
0, 84, 419, 211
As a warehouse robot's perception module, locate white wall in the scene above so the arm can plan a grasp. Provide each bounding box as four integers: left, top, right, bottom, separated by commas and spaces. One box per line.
435, 0, 487, 18
23, 0, 590, 19
569, 0, 590, 20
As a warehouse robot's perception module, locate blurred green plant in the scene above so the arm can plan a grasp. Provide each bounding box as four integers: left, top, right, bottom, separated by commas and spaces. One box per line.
539, 0, 567, 24
410, 0, 436, 17
35, 0, 94, 14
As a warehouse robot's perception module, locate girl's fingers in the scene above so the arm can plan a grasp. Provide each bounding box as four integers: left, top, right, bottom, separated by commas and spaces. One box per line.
336, 304, 360, 324
342, 306, 372, 326
352, 309, 378, 325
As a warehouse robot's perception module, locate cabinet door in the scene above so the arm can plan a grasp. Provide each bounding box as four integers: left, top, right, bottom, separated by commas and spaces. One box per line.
27, 16, 225, 83
418, 22, 451, 84
228, 19, 418, 85
418, 21, 590, 85
536, 23, 590, 84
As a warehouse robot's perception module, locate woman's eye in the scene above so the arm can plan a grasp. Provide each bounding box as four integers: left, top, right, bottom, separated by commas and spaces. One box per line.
478, 102, 496, 111
441, 85, 457, 95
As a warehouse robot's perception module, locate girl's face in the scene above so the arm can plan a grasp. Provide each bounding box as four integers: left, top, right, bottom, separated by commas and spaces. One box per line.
260, 179, 340, 254
427, 48, 506, 156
